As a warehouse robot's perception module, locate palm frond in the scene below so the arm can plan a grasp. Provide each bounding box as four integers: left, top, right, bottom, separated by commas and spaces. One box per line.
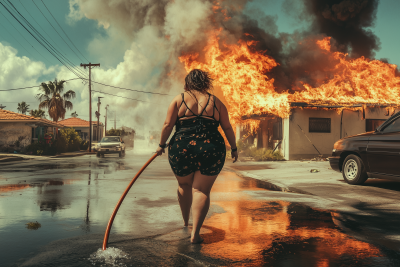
63, 90, 76, 100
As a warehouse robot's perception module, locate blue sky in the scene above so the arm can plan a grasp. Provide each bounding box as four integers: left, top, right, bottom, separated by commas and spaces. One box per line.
1, 0, 399, 127
1, 0, 399, 70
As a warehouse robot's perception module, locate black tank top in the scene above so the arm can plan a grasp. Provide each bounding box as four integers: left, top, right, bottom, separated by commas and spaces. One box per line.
175, 93, 220, 135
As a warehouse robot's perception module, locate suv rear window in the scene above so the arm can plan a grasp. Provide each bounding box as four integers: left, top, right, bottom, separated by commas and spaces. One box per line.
381, 117, 400, 133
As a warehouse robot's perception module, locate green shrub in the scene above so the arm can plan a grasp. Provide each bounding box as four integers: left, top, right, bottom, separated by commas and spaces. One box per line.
58, 128, 82, 152
236, 139, 284, 161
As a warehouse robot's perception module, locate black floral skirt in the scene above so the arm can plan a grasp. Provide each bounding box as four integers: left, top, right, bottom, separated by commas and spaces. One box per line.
168, 130, 226, 177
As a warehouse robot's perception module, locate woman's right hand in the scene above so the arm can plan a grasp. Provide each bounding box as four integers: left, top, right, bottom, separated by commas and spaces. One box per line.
231, 150, 238, 163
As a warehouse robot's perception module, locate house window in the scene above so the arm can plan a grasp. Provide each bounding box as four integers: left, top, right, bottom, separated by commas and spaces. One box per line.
366, 119, 386, 132
309, 118, 331, 133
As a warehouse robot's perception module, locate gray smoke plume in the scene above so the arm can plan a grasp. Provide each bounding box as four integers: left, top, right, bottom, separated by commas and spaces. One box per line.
67, 0, 382, 130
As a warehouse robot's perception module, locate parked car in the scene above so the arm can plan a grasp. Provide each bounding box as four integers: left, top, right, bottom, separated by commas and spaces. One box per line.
329, 111, 400, 185
96, 136, 125, 157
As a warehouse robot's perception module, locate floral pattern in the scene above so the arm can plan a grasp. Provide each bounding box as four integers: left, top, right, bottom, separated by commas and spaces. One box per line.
168, 118, 226, 177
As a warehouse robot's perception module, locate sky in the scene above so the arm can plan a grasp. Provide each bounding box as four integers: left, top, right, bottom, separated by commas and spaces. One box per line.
1, 0, 400, 134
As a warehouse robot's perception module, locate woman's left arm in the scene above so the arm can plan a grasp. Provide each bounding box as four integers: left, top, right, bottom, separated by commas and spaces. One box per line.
156, 95, 179, 155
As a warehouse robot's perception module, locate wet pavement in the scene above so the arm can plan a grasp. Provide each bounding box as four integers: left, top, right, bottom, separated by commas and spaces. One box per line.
1, 151, 399, 266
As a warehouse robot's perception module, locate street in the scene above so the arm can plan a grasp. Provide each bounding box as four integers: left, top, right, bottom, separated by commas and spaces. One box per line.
0, 151, 399, 266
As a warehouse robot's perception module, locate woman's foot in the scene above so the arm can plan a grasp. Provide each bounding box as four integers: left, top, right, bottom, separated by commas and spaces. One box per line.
190, 235, 204, 244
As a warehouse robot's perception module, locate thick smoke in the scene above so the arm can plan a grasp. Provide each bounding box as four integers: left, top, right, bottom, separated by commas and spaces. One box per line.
67, 0, 382, 130
302, 0, 380, 59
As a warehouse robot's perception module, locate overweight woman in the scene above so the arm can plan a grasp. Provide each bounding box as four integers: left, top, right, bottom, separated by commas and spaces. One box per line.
156, 69, 238, 244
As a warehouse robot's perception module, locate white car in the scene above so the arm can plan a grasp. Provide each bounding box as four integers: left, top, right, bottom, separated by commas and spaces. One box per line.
96, 136, 125, 157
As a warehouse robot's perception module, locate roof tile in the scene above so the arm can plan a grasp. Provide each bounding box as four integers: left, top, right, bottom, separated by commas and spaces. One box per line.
58, 117, 103, 127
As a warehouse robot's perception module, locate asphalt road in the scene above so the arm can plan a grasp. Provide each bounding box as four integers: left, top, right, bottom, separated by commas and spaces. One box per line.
0, 151, 399, 266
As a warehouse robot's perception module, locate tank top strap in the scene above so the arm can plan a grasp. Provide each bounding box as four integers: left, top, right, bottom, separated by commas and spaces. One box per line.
199, 93, 212, 116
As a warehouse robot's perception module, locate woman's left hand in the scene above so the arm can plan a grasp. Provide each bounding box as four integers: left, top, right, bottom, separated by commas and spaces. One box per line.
156, 146, 165, 156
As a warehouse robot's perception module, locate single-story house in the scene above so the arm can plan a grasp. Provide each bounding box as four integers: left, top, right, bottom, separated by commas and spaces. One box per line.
58, 117, 104, 142
0, 109, 64, 149
237, 103, 399, 160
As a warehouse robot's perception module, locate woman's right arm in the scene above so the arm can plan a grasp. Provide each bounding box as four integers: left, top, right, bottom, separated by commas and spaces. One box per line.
219, 101, 238, 163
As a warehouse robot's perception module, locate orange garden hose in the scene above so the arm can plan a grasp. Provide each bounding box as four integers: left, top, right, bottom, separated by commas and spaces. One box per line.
102, 153, 158, 250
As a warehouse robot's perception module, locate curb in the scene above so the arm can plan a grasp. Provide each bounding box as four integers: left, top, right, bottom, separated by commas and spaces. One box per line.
0, 156, 29, 163
225, 166, 314, 196
51, 152, 95, 158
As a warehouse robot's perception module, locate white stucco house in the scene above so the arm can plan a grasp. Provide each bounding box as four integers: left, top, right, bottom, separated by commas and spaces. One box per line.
0, 109, 64, 150
237, 103, 398, 160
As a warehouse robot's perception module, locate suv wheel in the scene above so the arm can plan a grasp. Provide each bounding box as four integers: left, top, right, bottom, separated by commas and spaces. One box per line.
96, 153, 100, 158
119, 151, 122, 157
342, 154, 368, 185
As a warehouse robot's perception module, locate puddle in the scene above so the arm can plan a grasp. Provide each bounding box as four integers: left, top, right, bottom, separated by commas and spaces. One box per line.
0, 157, 398, 266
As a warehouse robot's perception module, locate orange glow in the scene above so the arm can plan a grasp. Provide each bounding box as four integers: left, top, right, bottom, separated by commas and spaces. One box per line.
179, 33, 400, 128
179, 31, 290, 131
202, 199, 381, 264
0, 184, 30, 194
197, 172, 382, 264
293, 37, 400, 107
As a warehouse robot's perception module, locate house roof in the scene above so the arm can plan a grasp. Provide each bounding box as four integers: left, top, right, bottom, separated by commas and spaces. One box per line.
0, 109, 64, 127
58, 117, 103, 128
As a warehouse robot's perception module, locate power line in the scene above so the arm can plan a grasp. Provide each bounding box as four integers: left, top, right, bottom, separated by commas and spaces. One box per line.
92, 90, 155, 103
0, 78, 82, 91
90, 80, 172, 95
10, 0, 87, 78
18, 0, 67, 59
0, 12, 37, 60
32, 0, 86, 64
0, 7, 51, 64
2, 1, 85, 79
40, 0, 89, 62
1, 1, 87, 79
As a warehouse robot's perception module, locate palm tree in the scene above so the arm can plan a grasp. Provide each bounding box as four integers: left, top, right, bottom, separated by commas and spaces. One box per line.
30, 109, 46, 119
71, 111, 78, 118
17, 101, 30, 114
37, 79, 76, 122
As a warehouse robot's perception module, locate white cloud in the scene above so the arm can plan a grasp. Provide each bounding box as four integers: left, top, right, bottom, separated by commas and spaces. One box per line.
0, 43, 57, 113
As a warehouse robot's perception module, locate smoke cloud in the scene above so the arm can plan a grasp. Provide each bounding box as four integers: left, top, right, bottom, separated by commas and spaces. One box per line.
65, 0, 382, 131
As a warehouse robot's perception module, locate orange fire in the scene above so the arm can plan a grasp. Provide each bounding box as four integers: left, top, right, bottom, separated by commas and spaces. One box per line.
294, 37, 400, 107
179, 33, 400, 127
179, 30, 290, 129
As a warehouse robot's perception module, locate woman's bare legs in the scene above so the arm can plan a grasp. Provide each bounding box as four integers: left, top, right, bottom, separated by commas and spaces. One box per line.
191, 171, 218, 243
175, 173, 194, 226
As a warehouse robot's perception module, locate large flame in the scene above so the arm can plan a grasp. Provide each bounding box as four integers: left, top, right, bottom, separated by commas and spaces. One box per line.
179, 34, 400, 127
294, 37, 400, 106
179, 31, 290, 129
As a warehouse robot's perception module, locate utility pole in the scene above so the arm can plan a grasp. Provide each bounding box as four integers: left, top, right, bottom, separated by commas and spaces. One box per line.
104, 104, 109, 135
109, 110, 119, 130
96, 97, 103, 141
80, 62, 100, 152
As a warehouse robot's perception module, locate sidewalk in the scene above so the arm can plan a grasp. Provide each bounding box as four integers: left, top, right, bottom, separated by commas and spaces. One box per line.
0, 151, 95, 162
225, 159, 338, 195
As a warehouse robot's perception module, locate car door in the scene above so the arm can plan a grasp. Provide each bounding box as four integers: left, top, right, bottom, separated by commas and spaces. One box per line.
367, 116, 400, 176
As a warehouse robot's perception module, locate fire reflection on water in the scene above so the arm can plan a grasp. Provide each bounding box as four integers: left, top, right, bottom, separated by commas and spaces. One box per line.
201, 172, 382, 265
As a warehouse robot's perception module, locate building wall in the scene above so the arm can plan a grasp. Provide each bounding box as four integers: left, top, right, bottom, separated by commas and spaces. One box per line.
288, 107, 398, 160
0, 122, 32, 147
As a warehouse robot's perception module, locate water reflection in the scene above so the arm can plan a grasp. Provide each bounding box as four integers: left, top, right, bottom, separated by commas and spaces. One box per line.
199, 173, 383, 266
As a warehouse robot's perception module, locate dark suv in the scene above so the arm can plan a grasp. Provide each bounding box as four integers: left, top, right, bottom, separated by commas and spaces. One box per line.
329, 111, 400, 185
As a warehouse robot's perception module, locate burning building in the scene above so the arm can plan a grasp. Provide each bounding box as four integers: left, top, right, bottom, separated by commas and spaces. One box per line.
68, 0, 400, 157
178, 0, 400, 160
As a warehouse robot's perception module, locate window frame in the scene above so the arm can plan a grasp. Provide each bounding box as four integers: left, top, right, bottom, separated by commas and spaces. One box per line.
380, 116, 400, 133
